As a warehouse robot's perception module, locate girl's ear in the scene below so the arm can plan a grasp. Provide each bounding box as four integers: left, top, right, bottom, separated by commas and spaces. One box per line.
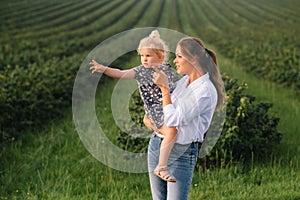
159, 52, 165, 62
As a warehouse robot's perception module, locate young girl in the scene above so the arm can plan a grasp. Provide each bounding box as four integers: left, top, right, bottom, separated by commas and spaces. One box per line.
89, 30, 178, 182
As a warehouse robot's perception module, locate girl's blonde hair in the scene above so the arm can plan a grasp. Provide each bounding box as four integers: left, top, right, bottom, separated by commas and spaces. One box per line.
137, 30, 169, 63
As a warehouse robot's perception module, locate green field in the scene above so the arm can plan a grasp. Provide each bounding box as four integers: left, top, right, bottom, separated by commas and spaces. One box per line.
1, 0, 300, 199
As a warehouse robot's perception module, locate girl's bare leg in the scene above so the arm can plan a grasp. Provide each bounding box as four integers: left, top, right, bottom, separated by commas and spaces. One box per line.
153, 125, 178, 182
158, 125, 177, 167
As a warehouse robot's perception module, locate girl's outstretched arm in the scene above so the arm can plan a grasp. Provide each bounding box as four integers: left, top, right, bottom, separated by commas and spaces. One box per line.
89, 60, 135, 79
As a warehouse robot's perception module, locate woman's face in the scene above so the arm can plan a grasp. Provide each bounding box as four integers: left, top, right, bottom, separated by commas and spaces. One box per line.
139, 48, 163, 68
173, 47, 194, 75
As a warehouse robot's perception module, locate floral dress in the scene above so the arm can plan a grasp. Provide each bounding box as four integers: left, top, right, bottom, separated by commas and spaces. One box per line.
133, 63, 176, 129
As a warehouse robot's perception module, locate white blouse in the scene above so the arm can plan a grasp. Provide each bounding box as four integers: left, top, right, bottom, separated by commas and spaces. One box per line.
163, 73, 217, 144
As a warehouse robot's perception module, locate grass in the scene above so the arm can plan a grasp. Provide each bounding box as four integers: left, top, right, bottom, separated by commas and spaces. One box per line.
1, 0, 299, 199
0, 81, 151, 200
1, 46, 299, 200
1, 51, 300, 199
1, 62, 300, 199
191, 162, 300, 199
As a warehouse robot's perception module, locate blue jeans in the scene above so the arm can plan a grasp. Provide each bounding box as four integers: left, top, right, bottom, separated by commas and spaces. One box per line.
148, 134, 199, 200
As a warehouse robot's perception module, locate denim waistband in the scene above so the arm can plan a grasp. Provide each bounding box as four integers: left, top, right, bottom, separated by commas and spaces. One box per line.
152, 133, 200, 145
152, 133, 163, 140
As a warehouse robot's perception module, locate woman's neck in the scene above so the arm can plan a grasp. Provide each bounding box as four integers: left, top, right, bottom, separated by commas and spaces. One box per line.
187, 71, 203, 86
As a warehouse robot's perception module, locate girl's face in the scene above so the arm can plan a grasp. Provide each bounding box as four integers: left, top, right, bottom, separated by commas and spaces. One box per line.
139, 48, 163, 68
173, 47, 194, 75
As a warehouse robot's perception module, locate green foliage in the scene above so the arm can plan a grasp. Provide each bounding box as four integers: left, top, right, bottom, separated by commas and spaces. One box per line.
0, 0, 161, 142
203, 74, 282, 166
183, 0, 300, 94
116, 89, 151, 153
0, 0, 298, 198
1, 0, 298, 143
204, 29, 300, 93
0, 55, 81, 142
116, 74, 282, 165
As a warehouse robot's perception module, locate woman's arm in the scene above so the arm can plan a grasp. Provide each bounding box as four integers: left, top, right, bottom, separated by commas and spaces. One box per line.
163, 95, 211, 127
153, 69, 214, 127
143, 115, 165, 134
89, 60, 135, 79
143, 115, 155, 131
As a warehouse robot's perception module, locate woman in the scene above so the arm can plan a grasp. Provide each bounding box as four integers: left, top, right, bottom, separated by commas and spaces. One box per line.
144, 37, 224, 200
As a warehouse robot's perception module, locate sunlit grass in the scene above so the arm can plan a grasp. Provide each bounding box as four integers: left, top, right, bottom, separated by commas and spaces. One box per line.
190, 158, 300, 199
1, 69, 300, 199
0, 80, 151, 200
1, 50, 300, 199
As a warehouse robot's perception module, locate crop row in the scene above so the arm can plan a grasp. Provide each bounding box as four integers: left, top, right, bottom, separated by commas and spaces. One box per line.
6, 0, 128, 39
15, 0, 102, 31
0, 0, 63, 20
252, 0, 300, 21
0, 0, 149, 69
0, 0, 299, 141
0, 0, 168, 140
188, 0, 300, 93
2, 0, 297, 32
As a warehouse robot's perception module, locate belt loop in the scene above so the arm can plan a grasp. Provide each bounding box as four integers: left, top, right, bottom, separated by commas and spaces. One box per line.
191, 142, 195, 148
191, 141, 199, 148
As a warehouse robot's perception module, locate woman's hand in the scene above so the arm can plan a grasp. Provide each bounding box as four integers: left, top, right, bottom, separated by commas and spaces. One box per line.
89, 60, 108, 74
143, 115, 155, 131
153, 68, 169, 90
153, 68, 172, 107
143, 115, 165, 135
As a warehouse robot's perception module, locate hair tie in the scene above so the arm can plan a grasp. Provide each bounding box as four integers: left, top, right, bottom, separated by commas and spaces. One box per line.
204, 48, 210, 57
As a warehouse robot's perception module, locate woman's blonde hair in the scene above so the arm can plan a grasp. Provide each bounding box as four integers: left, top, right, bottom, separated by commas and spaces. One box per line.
177, 37, 225, 110
137, 30, 169, 63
